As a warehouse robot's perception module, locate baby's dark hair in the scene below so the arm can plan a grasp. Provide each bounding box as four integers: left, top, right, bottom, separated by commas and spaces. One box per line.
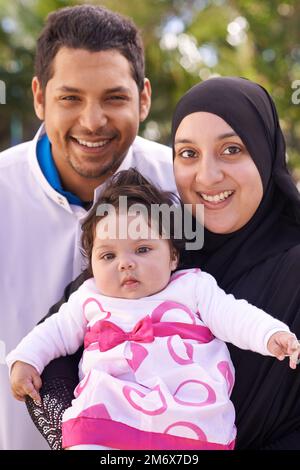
81, 169, 184, 275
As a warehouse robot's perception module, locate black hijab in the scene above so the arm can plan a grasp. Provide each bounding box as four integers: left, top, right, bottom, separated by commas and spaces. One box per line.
172, 76, 300, 287
172, 77, 300, 449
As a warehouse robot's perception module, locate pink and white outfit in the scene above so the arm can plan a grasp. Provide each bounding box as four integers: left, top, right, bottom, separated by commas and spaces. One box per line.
7, 269, 289, 450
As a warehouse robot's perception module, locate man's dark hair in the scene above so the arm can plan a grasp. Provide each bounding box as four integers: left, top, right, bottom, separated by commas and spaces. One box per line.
35, 4, 145, 91
81, 168, 184, 276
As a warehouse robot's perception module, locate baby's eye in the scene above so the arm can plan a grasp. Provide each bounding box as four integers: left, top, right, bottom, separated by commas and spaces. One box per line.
102, 253, 115, 260
179, 149, 197, 159
136, 246, 151, 254
223, 146, 241, 155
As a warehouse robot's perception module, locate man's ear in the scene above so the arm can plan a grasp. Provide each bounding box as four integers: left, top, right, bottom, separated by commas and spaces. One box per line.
32, 76, 45, 121
139, 78, 151, 122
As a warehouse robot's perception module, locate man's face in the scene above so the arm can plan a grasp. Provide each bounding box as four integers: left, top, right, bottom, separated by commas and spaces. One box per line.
32, 47, 151, 198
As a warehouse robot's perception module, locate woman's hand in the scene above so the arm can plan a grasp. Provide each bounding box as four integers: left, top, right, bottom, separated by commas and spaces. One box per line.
267, 332, 300, 369
10, 361, 42, 403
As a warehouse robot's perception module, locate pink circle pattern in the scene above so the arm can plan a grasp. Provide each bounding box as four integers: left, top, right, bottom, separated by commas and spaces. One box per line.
167, 336, 194, 365
126, 343, 149, 372
123, 384, 167, 415
164, 421, 207, 441
151, 300, 196, 324
173, 379, 216, 406
217, 361, 234, 395
83, 297, 111, 322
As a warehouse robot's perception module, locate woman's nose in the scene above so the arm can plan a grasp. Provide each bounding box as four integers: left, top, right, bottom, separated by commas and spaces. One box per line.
79, 103, 108, 132
195, 155, 224, 186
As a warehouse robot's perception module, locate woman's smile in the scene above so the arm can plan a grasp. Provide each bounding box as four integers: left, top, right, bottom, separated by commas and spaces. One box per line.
197, 189, 235, 208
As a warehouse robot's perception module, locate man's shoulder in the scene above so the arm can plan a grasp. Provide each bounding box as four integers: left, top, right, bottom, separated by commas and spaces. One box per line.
133, 135, 171, 160
0, 141, 31, 168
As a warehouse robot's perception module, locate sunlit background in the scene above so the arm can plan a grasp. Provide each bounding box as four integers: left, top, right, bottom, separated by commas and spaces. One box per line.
1, 0, 300, 178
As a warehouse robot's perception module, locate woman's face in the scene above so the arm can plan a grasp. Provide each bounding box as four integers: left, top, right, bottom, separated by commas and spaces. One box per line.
173, 112, 264, 234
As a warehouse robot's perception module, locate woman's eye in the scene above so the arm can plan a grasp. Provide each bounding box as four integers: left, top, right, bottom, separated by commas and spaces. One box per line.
179, 149, 196, 159
136, 246, 151, 254
223, 146, 241, 155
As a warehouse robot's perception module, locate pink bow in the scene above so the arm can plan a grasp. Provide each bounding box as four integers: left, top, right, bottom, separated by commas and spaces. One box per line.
97, 315, 154, 352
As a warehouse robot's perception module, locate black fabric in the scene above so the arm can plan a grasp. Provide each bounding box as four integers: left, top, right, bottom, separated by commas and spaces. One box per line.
172, 77, 300, 449
25, 377, 76, 450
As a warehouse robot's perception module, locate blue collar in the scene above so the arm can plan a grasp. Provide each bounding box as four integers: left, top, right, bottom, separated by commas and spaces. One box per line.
36, 134, 85, 207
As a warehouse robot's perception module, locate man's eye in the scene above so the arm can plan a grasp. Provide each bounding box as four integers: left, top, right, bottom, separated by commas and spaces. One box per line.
108, 95, 128, 101
179, 149, 196, 159
223, 146, 241, 155
61, 96, 79, 101
136, 246, 151, 254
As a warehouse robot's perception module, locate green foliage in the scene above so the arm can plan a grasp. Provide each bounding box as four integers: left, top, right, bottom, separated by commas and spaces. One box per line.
0, 0, 299, 171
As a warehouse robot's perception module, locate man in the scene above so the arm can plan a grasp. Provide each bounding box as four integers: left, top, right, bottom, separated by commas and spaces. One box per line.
1, 4, 176, 450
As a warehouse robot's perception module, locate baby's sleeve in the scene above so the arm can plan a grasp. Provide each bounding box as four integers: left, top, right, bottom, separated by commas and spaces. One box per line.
195, 271, 290, 355
6, 286, 88, 375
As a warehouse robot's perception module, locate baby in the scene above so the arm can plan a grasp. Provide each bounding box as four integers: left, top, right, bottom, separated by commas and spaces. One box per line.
7, 169, 300, 450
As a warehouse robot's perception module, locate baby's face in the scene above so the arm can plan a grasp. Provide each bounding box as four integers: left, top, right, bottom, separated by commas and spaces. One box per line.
91, 211, 178, 299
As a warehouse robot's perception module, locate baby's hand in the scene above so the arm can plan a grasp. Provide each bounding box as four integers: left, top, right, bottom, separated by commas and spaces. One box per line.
10, 361, 42, 403
267, 332, 300, 369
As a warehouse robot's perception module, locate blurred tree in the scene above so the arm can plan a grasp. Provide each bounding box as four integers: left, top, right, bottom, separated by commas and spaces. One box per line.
230, 0, 300, 171
0, 0, 79, 149
0, 0, 299, 173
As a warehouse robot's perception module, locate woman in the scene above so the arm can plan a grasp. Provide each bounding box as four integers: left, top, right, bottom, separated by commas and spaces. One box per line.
26, 77, 300, 450
172, 76, 300, 449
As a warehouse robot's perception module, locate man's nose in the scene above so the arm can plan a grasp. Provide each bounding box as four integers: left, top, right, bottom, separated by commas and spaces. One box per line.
195, 154, 224, 186
79, 102, 108, 132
